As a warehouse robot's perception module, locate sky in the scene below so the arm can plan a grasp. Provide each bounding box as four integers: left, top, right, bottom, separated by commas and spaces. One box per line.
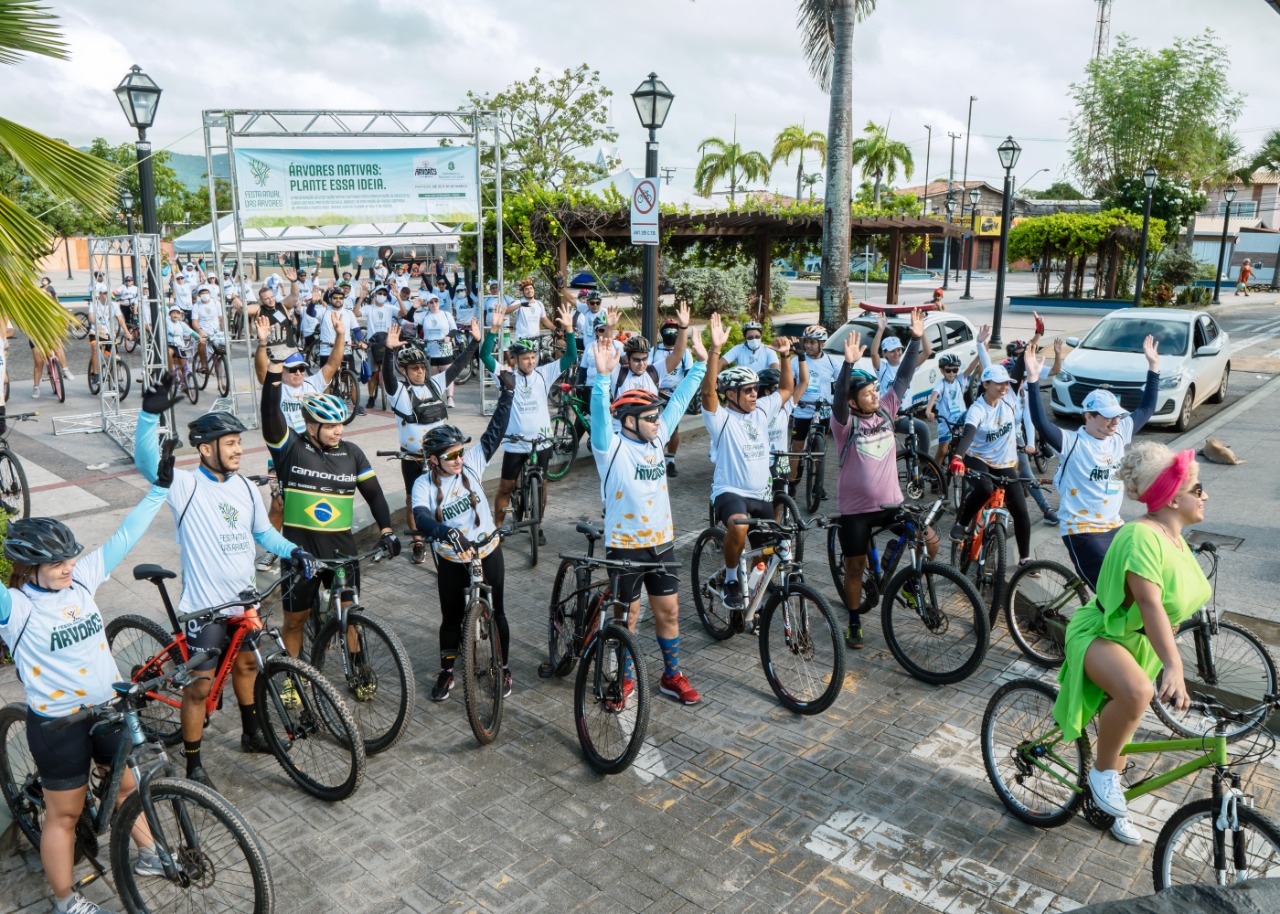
9, 0, 1280, 200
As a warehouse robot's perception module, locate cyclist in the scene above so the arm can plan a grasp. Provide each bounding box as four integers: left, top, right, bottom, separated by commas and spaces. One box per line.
702, 313, 795, 615
0, 448, 176, 914
165, 305, 199, 381
500, 277, 554, 355
362, 285, 403, 409
758, 361, 809, 501
492, 304, 578, 533
132, 377, 311, 789
170, 269, 193, 322
87, 286, 131, 388
652, 313, 694, 476
870, 311, 932, 455
191, 282, 223, 374
415, 292, 459, 407
1022, 336, 1160, 589
831, 309, 936, 649
410, 377, 516, 701
717, 319, 779, 373
788, 325, 841, 490
113, 274, 139, 327
591, 330, 709, 705
260, 363, 400, 662
924, 352, 970, 468
574, 290, 605, 343
578, 311, 622, 389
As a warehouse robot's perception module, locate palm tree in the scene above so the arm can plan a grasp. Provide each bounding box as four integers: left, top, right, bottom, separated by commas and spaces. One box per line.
797, 0, 878, 327
770, 124, 827, 203
849, 120, 914, 206
0, 4, 118, 353
1251, 129, 1280, 174
801, 171, 824, 203
694, 134, 771, 205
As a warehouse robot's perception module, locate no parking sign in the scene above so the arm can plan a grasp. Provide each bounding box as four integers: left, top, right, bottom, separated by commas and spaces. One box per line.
630, 177, 659, 245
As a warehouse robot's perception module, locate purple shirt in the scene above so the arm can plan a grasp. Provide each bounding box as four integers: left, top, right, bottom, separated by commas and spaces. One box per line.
831, 388, 903, 516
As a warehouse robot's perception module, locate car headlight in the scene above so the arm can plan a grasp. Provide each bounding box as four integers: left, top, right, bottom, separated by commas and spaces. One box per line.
1056, 370, 1073, 384
1158, 371, 1183, 390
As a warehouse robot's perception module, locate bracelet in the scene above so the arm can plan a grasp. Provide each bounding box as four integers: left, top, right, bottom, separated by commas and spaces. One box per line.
678, 324, 689, 330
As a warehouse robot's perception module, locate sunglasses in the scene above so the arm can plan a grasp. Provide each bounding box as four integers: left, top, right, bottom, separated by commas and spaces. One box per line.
1184, 483, 1206, 499
439, 447, 466, 462
638, 412, 661, 424
942, 367, 959, 374
285, 365, 307, 373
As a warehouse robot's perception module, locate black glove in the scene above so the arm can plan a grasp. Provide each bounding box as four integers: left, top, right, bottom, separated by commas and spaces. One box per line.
446, 529, 473, 555
498, 371, 516, 393
290, 548, 317, 580
154, 438, 179, 489
379, 531, 402, 558
142, 372, 183, 415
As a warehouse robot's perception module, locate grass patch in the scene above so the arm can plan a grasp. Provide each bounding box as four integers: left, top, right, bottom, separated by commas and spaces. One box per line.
779, 296, 817, 314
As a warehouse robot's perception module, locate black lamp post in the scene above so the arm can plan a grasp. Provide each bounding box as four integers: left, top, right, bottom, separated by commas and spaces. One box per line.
941, 195, 956, 290
630, 72, 674, 344
120, 189, 138, 284
961, 187, 980, 300
1132, 166, 1158, 306
1212, 185, 1237, 304
991, 136, 1021, 346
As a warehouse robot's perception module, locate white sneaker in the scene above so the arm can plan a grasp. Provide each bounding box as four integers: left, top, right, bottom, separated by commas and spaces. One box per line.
1110, 816, 1142, 845
447, 396, 456, 408
54, 892, 119, 914
1087, 766, 1129, 818
63, 369, 75, 380
31, 387, 39, 399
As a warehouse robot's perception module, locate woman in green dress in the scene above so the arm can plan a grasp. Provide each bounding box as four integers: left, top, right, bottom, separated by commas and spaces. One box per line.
1051, 441, 1211, 845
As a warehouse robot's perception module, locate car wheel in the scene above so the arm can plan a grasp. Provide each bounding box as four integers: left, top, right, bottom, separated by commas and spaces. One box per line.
1208, 363, 1229, 405
1173, 386, 1195, 432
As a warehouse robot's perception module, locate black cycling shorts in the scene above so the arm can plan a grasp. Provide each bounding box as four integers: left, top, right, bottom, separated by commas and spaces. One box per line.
500, 448, 552, 482
713, 492, 774, 527
26, 710, 126, 791
606, 545, 679, 604
283, 561, 361, 615
837, 506, 902, 558
429, 356, 452, 368
184, 616, 240, 672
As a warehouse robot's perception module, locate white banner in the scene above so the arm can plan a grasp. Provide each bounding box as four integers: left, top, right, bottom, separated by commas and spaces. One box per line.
630, 177, 659, 244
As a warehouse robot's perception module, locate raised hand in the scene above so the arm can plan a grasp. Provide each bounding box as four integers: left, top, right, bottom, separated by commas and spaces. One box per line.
876, 312, 888, 332
708, 312, 729, 350
842, 330, 865, 364
594, 335, 620, 376
771, 335, 792, 355
976, 323, 991, 345
386, 322, 403, 349
255, 314, 271, 344
605, 307, 622, 332
689, 327, 707, 362
1033, 310, 1045, 337
909, 308, 925, 339
1142, 334, 1160, 372
556, 303, 573, 330
1053, 336, 1065, 357
675, 302, 691, 329
490, 307, 504, 336
469, 318, 482, 341
1023, 346, 1044, 384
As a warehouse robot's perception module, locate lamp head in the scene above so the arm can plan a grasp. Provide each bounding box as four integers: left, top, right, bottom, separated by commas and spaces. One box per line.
969, 187, 981, 205
997, 136, 1021, 171
1224, 185, 1237, 204
1142, 166, 1158, 191
631, 72, 674, 131
114, 65, 162, 130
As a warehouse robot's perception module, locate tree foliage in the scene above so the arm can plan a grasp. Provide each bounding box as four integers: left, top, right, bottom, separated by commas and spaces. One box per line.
1006, 209, 1166, 299
849, 120, 913, 205
694, 135, 771, 203
1024, 180, 1086, 200
1100, 174, 1205, 231
795, 0, 879, 92
770, 124, 826, 202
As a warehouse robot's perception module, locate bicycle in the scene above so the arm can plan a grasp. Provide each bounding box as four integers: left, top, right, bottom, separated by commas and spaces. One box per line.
44, 349, 67, 403
447, 526, 511, 745
546, 381, 591, 481
105, 566, 367, 802
0, 411, 37, 519
298, 546, 415, 754
169, 341, 201, 405
0, 656, 276, 913
87, 336, 132, 401
896, 403, 947, 511
789, 400, 831, 514
501, 433, 552, 566
826, 498, 989, 684
191, 331, 231, 397
981, 682, 1280, 891
935, 414, 967, 513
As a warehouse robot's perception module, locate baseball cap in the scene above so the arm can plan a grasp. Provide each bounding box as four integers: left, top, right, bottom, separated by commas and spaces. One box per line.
427, 293, 439, 302
880, 336, 903, 352
981, 364, 1012, 384
282, 352, 306, 368
1082, 389, 1126, 418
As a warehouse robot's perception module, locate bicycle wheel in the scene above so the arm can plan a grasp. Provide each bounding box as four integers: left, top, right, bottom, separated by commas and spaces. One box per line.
574, 623, 650, 775
454, 352, 476, 385
309, 612, 415, 755
546, 416, 577, 480
49, 357, 65, 403
183, 368, 199, 405
758, 582, 845, 715
192, 350, 211, 390
255, 653, 366, 802
335, 368, 359, 418
881, 560, 989, 685
949, 469, 965, 515
0, 450, 31, 519
0, 703, 44, 850
825, 524, 878, 612
772, 491, 805, 563
1152, 620, 1279, 742
690, 527, 734, 641
804, 431, 826, 514
460, 596, 504, 745
1152, 798, 1280, 891
981, 678, 1089, 828
105, 614, 184, 746
969, 523, 1007, 626
121, 327, 138, 354
87, 354, 101, 395
111, 776, 275, 914
1004, 560, 1087, 668
115, 360, 131, 401
214, 354, 230, 397
547, 559, 583, 677
527, 473, 542, 567
898, 452, 946, 509
70, 312, 90, 339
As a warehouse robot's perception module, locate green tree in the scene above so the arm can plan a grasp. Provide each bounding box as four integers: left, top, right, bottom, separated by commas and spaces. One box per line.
1101, 174, 1206, 231
0, 2, 118, 351
181, 176, 233, 231
770, 124, 826, 203
1251, 129, 1280, 174
1068, 30, 1244, 196
1024, 180, 1086, 200
465, 64, 617, 192
82, 137, 187, 233
849, 120, 913, 206
800, 171, 823, 202
693, 134, 771, 204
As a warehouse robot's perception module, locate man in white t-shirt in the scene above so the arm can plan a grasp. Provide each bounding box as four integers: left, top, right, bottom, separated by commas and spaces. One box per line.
502, 277, 553, 344
191, 285, 223, 372
114, 275, 139, 325
171, 270, 193, 318
362, 286, 403, 409
88, 287, 131, 386
717, 319, 780, 374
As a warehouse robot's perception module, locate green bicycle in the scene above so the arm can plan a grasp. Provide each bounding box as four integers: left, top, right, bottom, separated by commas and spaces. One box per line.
981, 680, 1280, 890
546, 379, 590, 480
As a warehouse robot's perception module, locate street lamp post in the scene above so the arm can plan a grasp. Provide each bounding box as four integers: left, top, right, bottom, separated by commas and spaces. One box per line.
991, 136, 1021, 347
941, 195, 956, 289
120, 189, 138, 283
1212, 185, 1237, 305
961, 187, 980, 300
630, 72, 674, 344
1132, 166, 1158, 306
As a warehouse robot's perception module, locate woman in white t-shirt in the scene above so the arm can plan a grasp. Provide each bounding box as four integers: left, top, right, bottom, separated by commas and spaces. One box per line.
416, 293, 459, 403
502, 278, 553, 344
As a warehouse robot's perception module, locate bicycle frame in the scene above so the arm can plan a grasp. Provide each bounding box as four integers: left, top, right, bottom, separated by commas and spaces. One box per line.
964, 486, 1010, 562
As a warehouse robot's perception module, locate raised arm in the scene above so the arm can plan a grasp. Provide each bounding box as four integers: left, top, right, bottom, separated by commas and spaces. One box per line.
702, 313, 730, 413
832, 330, 865, 425
590, 337, 621, 452
134, 374, 184, 481
319, 312, 346, 384
102, 442, 177, 573
478, 374, 516, 463
890, 310, 927, 402
1129, 335, 1161, 433
444, 320, 482, 385
665, 304, 691, 374
870, 312, 887, 371
554, 304, 577, 370
1021, 347, 1065, 451
773, 336, 795, 401
261, 359, 288, 449
660, 330, 707, 427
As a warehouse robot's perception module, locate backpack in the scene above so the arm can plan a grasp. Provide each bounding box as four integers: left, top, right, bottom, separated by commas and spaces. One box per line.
391, 376, 448, 426
838, 406, 895, 467
612, 364, 660, 400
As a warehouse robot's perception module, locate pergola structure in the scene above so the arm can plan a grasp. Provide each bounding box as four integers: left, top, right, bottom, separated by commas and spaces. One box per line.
556, 210, 971, 308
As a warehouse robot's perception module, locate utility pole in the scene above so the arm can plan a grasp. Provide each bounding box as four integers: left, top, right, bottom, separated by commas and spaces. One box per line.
921, 125, 932, 272
957, 96, 976, 282
660, 166, 676, 185
942, 132, 960, 289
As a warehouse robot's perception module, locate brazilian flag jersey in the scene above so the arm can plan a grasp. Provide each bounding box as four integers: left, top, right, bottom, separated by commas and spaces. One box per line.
267, 428, 376, 558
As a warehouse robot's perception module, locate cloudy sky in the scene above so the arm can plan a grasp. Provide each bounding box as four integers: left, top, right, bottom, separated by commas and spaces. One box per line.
9, 0, 1280, 197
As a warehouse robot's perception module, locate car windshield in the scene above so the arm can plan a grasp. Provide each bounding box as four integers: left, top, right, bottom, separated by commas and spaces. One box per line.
1080, 318, 1189, 356
824, 320, 909, 357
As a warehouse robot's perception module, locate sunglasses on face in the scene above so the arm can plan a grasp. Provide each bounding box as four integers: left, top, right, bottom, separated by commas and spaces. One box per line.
285, 365, 307, 373
1184, 483, 1206, 499
638, 412, 661, 424
943, 367, 959, 374
440, 447, 466, 462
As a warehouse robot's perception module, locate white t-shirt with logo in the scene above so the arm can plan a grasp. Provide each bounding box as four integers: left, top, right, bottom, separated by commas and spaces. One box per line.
318, 305, 355, 355
412, 446, 498, 562
364, 301, 401, 336
452, 293, 477, 325
503, 363, 562, 453
114, 284, 139, 308
594, 420, 675, 551
768, 398, 796, 454
389, 374, 448, 454
653, 345, 693, 393
722, 342, 779, 373
963, 394, 1020, 469
580, 340, 624, 386
512, 298, 546, 339
416, 310, 456, 358
1054, 419, 1135, 536
703, 395, 783, 500
166, 318, 198, 351
193, 296, 222, 333
792, 353, 841, 420
931, 376, 968, 423
89, 298, 121, 336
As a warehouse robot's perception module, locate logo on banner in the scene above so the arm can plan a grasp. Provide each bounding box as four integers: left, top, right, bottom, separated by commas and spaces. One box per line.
247, 156, 272, 187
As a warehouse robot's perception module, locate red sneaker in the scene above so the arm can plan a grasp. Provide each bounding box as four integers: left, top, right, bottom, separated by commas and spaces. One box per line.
606, 673, 636, 711
659, 672, 701, 705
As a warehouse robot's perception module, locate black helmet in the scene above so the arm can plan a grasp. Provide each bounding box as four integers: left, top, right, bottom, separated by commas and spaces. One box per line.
5, 517, 84, 565
188, 411, 247, 447
396, 346, 427, 368
623, 335, 651, 355
422, 424, 471, 456
939, 353, 962, 369
585, 290, 602, 303
756, 368, 781, 391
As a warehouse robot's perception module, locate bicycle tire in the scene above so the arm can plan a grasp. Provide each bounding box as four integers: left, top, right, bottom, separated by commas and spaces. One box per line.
183, 368, 199, 405
49, 357, 65, 403
70, 312, 90, 339
546, 416, 577, 480
214, 354, 231, 397
116, 360, 131, 401
1152, 797, 1280, 891
0, 703, 44, 850
0, 450, 31, 519
981, 678, 1089, 828
1152, 619, 1279, 742
309, 612, 415, 755
335, 368, 359, 419
772, 491, 805, 564
758, 582, 845, 715
804, 430, 826, 514
547, 559, 583, 677
880, 559, 989, 685
87, 354, 101, 395
460, 596, 504, 745
193, 351, 211, 389
527, 473, 542, 567
691, 527, 734, 641
111, 775, 276, 914
976, 522, 1007, 626
121, 327, 138, 354
254, 653, 366, 802
105, 614, 185, 746
1004, 560, 1088, 668
825, 524, 878, 613
898, 451, 947, 510
574, 623, 650, 775
454, 353, 476, 385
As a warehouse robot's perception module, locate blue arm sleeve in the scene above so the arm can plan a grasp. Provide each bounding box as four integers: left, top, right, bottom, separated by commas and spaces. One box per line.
134, 410, 161, 483
660, 362, 707, 429
892, 341, 921, 402
1025, 382, 1065, 451
254, 528, 297, 559
0, 587, 10, 625
1129, 371, 1159, 433
590, 374, 613, 452
412, 506, 452, 541
100, 486, 168, 574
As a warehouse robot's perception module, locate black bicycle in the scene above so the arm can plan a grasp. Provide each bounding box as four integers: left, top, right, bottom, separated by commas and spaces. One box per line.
447, 526, 510, 745
897, 402, 947, 511
0, 411, 37, 519
790, 400, 831, 513
502, 434, 551, 566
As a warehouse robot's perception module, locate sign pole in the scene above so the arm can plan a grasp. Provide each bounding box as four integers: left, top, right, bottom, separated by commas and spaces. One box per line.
631, 138, 661, 343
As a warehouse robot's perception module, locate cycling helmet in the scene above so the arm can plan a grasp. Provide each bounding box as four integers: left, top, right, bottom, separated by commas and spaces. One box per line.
188, 411, 247, 447
577, 289, 589, 300
422, 424, 471, 456
743, 320, 763, 334
518, 277, 535, 290
611, 388, 662, 419
585, 290, 603, 303
623, 335, 651, 355
756, 368, 782, 391
509, 338, 539, 356
5, 517, 84, 565
717, 365, 760, 394
939, 353, 962, 369
1005, 339, 1027, 357
802, 325, 829, 342
847, 368, 878, 396
299, 393, 350, 425
592, 313, 610, 332
660, 318, 680, 331
396, 346, 427, 368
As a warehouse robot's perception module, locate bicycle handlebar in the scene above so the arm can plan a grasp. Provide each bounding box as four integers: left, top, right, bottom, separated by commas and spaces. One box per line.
557, 552, 670, 572
45, 653, 212, 733
1188, 691, 1280, 725
377, 450, 424, 461
960, 468, 1051, 487
308, 545, 390, 568
731, 514, 829, 533
247, 474, 276, 486
173, 573, 290, 628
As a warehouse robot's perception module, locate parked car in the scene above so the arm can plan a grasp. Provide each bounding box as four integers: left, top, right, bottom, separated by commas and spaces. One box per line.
1050, 308, 1230, 432
823, 307, 981, 408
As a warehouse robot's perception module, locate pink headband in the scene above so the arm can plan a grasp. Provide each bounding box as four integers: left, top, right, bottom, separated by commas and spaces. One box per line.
1137, 449, 1194, 510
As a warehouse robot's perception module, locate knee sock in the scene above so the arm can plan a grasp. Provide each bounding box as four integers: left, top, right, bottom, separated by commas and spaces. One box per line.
239, 703, 259, 737
656, 635, 680, 677
724, 565, 738, 582
183, 739, 202, 775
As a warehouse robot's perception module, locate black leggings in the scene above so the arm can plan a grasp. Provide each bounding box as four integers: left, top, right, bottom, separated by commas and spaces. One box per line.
957, 457, 1031, 560
435, 546, 508, 668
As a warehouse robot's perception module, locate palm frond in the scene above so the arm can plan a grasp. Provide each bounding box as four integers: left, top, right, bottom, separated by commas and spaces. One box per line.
796, 0, 877, 92
0, 117, 119, 215
0, 1, 67, 65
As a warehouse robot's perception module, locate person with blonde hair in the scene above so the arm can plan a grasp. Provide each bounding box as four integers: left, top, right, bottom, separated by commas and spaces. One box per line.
1052, 441, 1211, 846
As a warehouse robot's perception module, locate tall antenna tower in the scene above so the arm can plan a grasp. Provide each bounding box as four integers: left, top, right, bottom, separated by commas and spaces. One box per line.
1092, 0, 1113, 60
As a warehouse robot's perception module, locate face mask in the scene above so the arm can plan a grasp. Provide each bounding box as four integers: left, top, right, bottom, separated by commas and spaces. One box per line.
661, 331, 678, 345
745, 338, 761, 352
375, 294, 387, 304
198, 293, 211, 303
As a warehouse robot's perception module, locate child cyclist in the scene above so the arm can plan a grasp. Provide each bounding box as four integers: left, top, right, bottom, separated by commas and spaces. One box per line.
925, 352, 970, 467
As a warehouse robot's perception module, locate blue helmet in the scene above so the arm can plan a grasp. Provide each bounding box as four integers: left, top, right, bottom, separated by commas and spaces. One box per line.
848, 368, 878, 396
299, 393, 350, 425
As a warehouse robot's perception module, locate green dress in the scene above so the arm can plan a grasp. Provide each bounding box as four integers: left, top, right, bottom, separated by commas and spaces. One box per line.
1052, 522, 1212, 741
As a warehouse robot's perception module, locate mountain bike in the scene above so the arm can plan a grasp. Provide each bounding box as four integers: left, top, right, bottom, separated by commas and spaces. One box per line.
447, 526, 511, 745
789, 400, 830, 514
546, 381, 591, 480
169, 341, 201, 405
981, 683, 1280, 891
106, 566, 367, 802
0, 657, 276, 914
936, 415, 967, 513
192, 332, 231, 397
501, 434, 551, 566
897, 403, 947, 511
0, 411, 37, 519
827, 498, 989, 684
87, 337, 131, 401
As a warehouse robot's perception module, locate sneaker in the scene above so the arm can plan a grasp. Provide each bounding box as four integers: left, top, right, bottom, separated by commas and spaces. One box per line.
278, 677, 301, 709
186, 766, 217, 792
1087, 766, 1129, 818
537, 528, 547, 546
366, 394, 376, 409
666, 460, 678, 478
31, 387, 39, 399
949, 522, 967, 543
411, 540, 428, 565
447, 396, 456, 408
659, 672, 701, 705
240, 731, 270, 754
722, 579, 744, 610
255, 552, 278, 572
133, 845, 166, 877
355, 404, 366, 416
1110, 816, 1143, 846
1042, 509, 1060, 526
89, 372, 99, 388
54, 891, 119, 914
430, 668, 454, 701
502, 668, 512, 698
845, 625, 865, 650
62, 369, 75, 381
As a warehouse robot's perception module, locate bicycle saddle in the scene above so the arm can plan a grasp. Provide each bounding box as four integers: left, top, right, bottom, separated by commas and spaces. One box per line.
133, 564, 177, 583
575, 522, 603, 541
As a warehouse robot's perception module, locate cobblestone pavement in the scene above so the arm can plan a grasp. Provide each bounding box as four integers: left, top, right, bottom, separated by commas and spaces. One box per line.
4, 413, 1279, 914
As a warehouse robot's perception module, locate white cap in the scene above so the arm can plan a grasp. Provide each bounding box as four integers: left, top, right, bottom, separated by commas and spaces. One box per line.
880, 336, 903, 352
981, 364, 1011, 384
1081, 389, 1126, 418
